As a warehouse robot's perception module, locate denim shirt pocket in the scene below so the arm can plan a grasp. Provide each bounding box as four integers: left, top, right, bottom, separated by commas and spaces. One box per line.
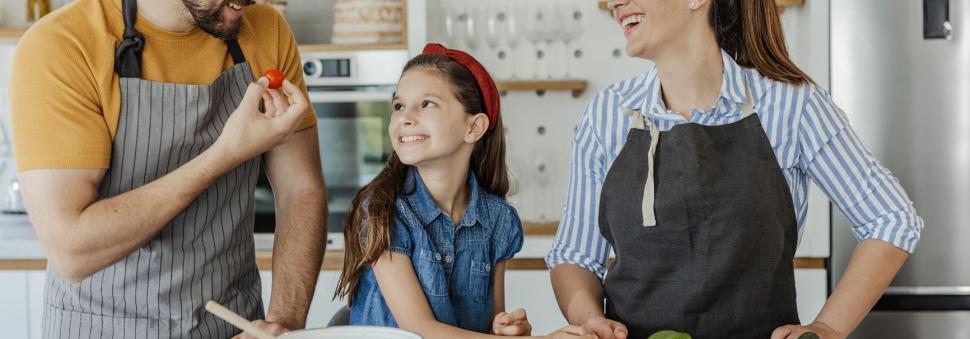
469, 260, 493, 303
413, 248, 449, 297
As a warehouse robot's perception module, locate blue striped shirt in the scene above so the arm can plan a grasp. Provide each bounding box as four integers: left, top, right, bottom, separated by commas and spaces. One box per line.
546, 51, 924, 279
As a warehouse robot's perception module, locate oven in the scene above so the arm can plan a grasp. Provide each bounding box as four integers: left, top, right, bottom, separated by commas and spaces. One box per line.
254, 50, 409, 251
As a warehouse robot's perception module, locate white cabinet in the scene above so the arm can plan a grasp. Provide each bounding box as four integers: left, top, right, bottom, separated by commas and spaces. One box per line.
27, 270, 46, 339
0, 271, 30, 339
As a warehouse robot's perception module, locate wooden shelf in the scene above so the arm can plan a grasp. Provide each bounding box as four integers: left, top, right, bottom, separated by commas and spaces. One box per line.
523, 222, 558, 235
495, 80, 588, 98
775, 0, 806, 7
0, 27, 28, 39
298, 43, 408, 52
597, 0, 805, 11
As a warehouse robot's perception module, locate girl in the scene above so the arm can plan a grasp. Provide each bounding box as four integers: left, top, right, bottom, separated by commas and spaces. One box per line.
335, 44, 591, 339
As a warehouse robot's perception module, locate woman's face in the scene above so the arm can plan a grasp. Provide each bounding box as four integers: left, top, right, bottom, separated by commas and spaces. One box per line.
389, 68, 487, 167
607, 0, 694, 59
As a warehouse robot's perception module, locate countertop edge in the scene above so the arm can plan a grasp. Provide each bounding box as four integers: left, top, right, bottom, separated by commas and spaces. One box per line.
0, 253, 828, 271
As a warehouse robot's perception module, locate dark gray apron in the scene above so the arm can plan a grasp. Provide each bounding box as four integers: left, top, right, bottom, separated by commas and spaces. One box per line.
42, 0, 263, 337
599, 83, 800, 339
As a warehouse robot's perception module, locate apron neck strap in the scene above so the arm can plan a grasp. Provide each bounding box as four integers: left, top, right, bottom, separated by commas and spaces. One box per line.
114, 0, 145, 78
740, 77, 755, 118
625, 73, 755, 227
226, 39, 247, 65
114, 0, 248, 78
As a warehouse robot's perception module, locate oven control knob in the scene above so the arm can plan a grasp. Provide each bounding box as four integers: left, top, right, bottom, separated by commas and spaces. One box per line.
303, 60, 324, 78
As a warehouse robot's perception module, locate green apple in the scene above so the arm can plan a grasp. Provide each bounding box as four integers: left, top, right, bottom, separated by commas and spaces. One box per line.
647, 330, 692, 339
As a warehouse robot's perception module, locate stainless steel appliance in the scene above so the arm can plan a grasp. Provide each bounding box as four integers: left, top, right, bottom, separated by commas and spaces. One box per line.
254, 50, 409, 251
831, 0, 970, 336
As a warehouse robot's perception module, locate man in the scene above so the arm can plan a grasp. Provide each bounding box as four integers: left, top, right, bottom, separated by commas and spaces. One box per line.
9, 0, 327, 337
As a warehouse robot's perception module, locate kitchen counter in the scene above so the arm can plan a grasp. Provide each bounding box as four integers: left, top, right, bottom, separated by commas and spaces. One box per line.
0, 215, 827, 271
0, 251, 826, 271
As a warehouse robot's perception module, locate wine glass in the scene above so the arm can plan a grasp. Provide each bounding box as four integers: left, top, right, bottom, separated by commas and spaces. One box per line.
559, 4, 583, 78
461, 6, 480, 53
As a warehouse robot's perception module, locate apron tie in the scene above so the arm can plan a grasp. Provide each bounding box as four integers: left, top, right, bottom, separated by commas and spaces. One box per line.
621, 106, 660, 227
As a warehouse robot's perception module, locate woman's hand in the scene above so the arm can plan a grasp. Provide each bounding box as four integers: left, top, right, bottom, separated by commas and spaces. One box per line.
580, 315, 628, 339
771, 321, 842, 339
492, 308, 532, 336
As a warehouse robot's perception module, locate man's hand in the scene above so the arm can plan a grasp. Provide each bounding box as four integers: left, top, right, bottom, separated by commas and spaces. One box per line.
492, 308, 533, 336
213, 77, 308, 164
231, 320, 289, 339
580, 315, 628, 339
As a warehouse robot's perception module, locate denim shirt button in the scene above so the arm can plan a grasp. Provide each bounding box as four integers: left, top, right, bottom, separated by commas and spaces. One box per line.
434, 253, 442, 261
445, 255, 453, 263
485, 264, 491, 272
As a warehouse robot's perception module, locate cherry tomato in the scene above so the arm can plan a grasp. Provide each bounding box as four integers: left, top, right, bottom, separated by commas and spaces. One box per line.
263, 69, 285, 89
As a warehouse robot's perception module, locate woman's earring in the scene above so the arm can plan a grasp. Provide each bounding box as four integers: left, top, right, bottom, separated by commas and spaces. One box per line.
688, 1, 698, 9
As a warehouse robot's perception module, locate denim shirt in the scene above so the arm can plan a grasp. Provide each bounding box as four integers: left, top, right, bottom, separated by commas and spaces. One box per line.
349, 168, 524, 333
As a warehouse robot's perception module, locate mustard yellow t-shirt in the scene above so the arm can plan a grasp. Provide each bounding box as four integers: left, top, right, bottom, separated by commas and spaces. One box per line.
9, 0, 317, 171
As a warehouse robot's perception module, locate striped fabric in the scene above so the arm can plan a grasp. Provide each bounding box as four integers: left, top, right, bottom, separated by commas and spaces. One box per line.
42, 63, 265, 338
546, 51, 924, 279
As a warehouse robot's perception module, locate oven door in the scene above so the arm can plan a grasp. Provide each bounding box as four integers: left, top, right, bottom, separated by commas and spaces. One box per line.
254, 86, 394, 251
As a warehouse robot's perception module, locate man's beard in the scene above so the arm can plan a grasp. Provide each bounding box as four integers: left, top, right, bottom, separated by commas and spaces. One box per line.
181, 0, 254, 40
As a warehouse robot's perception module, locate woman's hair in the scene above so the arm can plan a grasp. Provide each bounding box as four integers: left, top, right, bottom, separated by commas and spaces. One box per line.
334, 54, 509, 302
710, 0, 812, 84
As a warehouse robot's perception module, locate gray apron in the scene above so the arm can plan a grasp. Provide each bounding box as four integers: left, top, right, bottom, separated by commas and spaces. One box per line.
42, 0, 263, 337
599, 83, 800, 339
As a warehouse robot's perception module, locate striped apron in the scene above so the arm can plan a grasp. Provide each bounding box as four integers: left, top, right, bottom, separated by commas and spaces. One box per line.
42, 0, 263, 337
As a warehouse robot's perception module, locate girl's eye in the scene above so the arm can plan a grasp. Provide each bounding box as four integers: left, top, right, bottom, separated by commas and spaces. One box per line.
392, 102, 404, 111
422, 100, 437, 108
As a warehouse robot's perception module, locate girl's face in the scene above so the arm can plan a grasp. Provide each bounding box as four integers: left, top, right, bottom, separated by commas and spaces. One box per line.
389, 68, 489, 167
607, 0, 694, 59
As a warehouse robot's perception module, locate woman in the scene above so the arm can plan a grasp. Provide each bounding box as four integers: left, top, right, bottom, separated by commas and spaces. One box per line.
545, 1, 923, 338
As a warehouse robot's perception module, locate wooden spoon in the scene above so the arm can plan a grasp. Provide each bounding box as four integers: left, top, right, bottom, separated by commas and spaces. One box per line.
205, 300, 277, 339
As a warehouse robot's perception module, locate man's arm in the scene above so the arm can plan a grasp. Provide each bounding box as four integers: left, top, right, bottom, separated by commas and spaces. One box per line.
263, 127, 328, 329
20, 79, 308, 283
20, 148, 238, 282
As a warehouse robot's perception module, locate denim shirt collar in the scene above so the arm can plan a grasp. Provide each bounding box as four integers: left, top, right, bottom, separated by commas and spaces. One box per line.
403, 167, 490, 229
619, 49, 753, 121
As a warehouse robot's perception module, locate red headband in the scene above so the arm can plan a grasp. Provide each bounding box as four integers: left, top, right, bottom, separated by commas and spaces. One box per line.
421, 43, 501, 130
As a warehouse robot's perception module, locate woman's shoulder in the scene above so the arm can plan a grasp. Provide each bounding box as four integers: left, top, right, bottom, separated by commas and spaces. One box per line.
592, 70, 657, 108
743, 67, 819, 106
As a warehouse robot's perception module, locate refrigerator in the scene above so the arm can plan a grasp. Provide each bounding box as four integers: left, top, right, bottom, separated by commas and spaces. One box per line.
830, 0, 970, 337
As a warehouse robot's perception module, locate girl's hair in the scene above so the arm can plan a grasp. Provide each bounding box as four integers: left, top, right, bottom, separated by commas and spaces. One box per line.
709, 0, 812, 84
334, 54, 509, 302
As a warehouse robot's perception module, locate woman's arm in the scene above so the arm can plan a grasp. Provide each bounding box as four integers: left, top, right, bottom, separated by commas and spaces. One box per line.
547, 89, 629, 339
772, 240, 908, 339
551, 264, 627, 339
774, 86, 924, 338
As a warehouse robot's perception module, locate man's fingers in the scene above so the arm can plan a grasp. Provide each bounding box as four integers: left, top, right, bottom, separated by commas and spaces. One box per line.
280, 80, 308, 109
267, 88, 288, 117
241, 79, 268, 108
261, 92, 275, 115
